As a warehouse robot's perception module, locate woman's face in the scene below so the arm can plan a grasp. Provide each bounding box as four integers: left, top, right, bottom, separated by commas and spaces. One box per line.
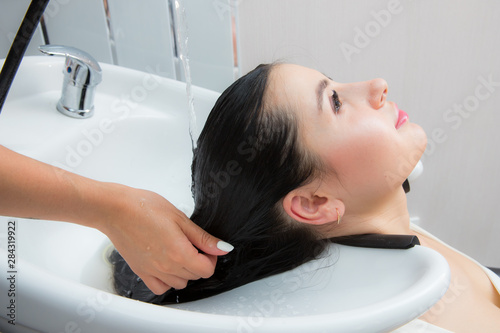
268, 64, 427, 212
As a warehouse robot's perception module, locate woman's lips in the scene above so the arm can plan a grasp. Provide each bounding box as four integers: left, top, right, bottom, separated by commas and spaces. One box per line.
395, 107, 409, 129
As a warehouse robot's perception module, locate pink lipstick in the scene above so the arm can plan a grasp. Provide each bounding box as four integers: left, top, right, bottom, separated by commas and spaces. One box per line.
396, 107, 409, 129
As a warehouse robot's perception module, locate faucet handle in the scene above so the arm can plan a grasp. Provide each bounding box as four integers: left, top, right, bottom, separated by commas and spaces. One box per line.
39, 45, 102, 118
39, 44, 102, 86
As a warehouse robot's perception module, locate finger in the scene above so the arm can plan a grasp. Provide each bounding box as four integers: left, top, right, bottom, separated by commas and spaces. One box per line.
155, 274, 190, 291
170, 268, 202, 282
204, 253, 217, 267
144, 273, 191, 293
142, 276, 171, 295
181, 219, 234, 256
178, 228, 222, 278
184, 253, 217, 278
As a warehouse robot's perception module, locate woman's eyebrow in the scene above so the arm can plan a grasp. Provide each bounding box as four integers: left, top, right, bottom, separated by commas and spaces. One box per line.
316, 78, 330, 112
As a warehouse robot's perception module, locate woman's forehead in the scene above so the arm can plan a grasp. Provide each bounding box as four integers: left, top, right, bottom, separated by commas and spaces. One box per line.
271, 63, 324, 84
268, 64, 308, 94
268, 64, 328, 111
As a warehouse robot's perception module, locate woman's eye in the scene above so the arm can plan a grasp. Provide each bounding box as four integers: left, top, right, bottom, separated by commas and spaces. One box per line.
331, 90, 342, 113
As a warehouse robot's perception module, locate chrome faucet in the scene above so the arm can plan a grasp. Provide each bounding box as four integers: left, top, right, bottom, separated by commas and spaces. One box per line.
39, 45, 102, 119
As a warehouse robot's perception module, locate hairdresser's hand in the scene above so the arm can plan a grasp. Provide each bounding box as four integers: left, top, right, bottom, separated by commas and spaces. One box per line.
0, 145, 231, 295
101, 186, 233, 295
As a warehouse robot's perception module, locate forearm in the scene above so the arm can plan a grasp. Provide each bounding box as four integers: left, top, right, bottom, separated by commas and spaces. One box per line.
0, 144, 123, 230
1, 145, 231, 294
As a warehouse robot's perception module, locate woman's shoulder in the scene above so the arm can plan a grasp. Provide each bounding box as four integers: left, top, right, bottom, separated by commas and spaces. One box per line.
409, 223, 500, 332
410, 223, 500, 292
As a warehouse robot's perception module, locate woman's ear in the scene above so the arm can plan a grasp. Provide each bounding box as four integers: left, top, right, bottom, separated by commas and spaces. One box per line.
283, 189, 344, 225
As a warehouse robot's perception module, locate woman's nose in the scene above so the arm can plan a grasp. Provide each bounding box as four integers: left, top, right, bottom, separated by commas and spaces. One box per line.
367, 78, 388, 109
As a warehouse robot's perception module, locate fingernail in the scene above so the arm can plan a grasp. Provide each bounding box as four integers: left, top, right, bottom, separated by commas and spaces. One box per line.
217, 240, 234, 252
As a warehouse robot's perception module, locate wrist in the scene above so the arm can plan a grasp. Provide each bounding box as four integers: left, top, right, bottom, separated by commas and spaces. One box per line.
72, 179, 133, 233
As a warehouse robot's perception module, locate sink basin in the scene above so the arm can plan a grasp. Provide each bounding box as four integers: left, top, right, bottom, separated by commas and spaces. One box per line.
0, 56, 450, 333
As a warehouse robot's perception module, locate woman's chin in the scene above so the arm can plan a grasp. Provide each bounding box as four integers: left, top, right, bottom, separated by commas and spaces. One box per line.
404, 123, 427, 158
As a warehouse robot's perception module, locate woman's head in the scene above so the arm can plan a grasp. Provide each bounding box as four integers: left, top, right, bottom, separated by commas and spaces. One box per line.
268, 64, 427, 234
110, 63, 427, 304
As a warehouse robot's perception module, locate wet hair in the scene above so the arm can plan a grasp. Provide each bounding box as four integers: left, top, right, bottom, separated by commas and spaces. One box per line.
109, 63, 329, 304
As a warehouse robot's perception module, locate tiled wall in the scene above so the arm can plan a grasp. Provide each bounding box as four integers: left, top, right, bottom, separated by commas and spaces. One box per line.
0, 0, 236, 92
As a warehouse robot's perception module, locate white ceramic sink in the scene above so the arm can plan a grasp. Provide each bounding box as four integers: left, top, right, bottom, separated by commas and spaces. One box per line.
0, 56, 450, 333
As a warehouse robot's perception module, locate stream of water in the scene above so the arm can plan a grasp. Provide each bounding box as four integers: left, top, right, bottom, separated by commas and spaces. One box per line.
173, 0, 197, 151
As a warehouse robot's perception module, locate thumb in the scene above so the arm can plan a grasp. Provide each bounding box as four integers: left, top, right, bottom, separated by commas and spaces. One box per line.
182, 220, 234, 256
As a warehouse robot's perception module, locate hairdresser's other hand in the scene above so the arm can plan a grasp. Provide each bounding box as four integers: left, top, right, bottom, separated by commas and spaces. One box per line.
101, 186, 233, 295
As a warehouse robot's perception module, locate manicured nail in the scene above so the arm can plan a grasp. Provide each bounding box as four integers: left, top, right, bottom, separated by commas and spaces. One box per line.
217, 240, 234, 252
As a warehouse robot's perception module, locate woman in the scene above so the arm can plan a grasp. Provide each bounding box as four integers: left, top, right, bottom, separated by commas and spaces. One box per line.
110, 63, 500, 332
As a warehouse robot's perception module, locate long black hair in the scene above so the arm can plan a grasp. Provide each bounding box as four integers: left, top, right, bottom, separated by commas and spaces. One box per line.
109, 63, 329, 304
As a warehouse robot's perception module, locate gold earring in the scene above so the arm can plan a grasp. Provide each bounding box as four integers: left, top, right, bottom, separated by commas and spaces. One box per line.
336, 208, 342, 224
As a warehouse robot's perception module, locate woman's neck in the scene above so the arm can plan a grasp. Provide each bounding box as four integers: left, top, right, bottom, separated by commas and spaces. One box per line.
321, 189, 412, 238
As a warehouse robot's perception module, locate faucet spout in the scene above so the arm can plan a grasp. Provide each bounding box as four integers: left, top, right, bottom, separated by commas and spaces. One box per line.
39, 45, 102, 119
